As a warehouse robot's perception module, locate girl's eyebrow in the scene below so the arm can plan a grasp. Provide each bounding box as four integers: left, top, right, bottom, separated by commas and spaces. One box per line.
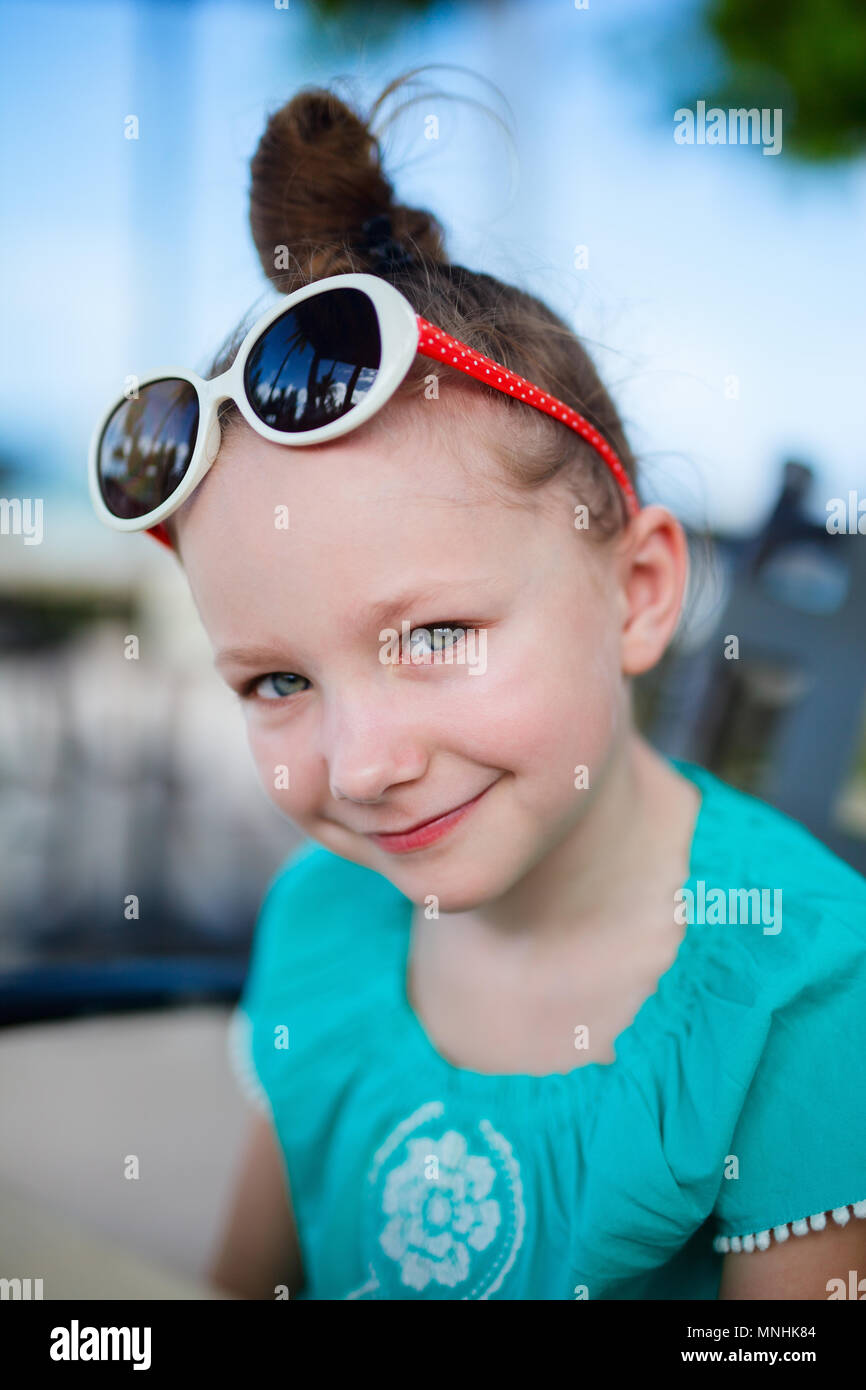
214, 642, 294, 672
365, 582, 476, 630
214, 580, 492, 672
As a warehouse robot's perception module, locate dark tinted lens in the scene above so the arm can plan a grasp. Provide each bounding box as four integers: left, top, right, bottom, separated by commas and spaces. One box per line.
244, 287, 381, 433
97, 379, 199, 519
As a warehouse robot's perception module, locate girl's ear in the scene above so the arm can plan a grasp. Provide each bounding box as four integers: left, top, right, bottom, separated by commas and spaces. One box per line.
617, 505, 688, 677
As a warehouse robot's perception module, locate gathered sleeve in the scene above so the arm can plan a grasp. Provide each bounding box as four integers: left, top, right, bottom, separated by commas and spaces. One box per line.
711, 897, 866, 1253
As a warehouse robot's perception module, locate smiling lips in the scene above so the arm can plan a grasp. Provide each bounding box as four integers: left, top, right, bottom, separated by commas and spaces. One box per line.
367, 784, 494, 854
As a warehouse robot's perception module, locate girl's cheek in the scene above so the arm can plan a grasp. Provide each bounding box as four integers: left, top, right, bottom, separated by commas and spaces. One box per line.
245, 718, 312, 814
442, 640, 600, 765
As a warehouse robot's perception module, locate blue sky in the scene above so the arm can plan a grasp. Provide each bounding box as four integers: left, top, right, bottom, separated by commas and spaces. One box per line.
1, 0, 864, 539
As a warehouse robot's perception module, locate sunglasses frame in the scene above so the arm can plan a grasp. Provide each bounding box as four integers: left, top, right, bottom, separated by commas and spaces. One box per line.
88, 270, 640, 541
88, 272, 421, 535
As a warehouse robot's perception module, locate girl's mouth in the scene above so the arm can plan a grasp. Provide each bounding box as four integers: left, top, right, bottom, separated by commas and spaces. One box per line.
367, 784, 495, 854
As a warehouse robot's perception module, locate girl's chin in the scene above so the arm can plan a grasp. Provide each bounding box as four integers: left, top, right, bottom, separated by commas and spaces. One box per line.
385, 858, 517, 911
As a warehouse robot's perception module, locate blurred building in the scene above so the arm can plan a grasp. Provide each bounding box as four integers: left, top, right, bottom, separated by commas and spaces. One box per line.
0, 502, 300, 1021
643, 461, 866, 875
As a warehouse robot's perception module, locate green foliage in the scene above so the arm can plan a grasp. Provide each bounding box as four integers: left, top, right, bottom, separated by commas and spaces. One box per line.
301, 0, 866, 163
705, 0, 866, 160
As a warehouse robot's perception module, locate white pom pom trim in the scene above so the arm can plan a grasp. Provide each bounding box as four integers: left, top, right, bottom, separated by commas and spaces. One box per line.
713, 1199, 866, 1254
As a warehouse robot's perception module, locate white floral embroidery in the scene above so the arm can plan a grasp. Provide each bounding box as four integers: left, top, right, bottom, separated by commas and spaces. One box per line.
346, 1102, 525, 1299
379, 1130, 501, 1290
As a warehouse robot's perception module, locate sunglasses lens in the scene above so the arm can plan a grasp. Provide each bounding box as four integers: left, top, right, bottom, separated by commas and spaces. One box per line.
97, 379, 200, 519
244, 287, 381, 433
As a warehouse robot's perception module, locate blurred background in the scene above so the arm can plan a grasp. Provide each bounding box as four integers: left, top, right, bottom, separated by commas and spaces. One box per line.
1, 0, 865, 1297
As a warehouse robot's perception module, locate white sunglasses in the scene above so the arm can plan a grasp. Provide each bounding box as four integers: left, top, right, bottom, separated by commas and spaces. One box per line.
88, 271, 639, 548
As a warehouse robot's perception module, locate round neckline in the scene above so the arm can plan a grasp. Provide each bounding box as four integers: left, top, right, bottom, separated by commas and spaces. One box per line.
389, 755, 718, 1098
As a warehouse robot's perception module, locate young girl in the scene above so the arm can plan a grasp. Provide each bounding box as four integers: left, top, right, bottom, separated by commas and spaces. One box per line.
89, 75, 866, 1301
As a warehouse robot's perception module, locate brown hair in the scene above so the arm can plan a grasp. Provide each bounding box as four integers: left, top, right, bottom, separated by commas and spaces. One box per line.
170, 67, 641, 543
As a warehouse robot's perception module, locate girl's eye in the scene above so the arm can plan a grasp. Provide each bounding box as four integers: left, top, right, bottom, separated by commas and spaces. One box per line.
251, 672, 310, 700
406, 624, 466, 660
241, 624, 472, 699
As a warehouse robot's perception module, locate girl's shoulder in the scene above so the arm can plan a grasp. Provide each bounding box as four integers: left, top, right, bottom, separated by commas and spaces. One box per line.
673, 756, 866, 960
258, 837, 401, 925
666, 760, 866, 1253
242, 839, 406, 996
226, 840, 408, 1114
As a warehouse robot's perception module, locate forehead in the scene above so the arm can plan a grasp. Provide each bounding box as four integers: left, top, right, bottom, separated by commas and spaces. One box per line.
177, 396, 528, 550
174, 400, 582, 643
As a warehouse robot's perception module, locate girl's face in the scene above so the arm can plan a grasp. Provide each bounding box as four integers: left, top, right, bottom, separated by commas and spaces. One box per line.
177, 405, 637, 912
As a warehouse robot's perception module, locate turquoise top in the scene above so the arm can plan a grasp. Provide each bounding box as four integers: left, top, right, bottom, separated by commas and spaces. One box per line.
227, 757, 866, 1300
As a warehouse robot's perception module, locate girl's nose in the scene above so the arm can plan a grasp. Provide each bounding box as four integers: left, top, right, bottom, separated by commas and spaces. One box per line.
324, 693, 429, 805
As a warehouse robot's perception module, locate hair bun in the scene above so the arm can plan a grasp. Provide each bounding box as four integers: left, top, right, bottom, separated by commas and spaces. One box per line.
248, 84, 448, 288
